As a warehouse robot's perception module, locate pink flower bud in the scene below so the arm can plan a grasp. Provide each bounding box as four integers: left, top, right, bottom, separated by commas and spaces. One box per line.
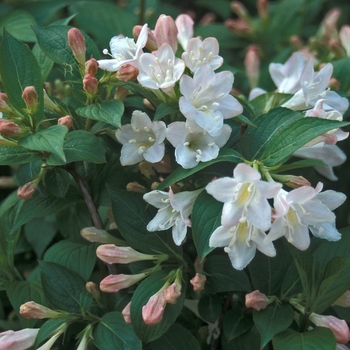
329, 39, 346, 57
333, 290, 350, 307
80, 226, 125, 245
96, 245, 157, 265
86, 281, 101, 300
116, 64, 139, 82
245, 290, 269, 311
100, 272, 147, 293
114, 86, 129, 101
85, 58, 99, 76
142, 290, 166, 325
122, 302, 131, 324
244, 45, 260, 89
272, 174, 311, 189
17, 182, 37, 200
225, 19, 252, 35
309, 313, 350, 344
289, 35, 304, 50
67, 28, 86, 66
163, 282, 181, 304
340, 25, 350, 57
20, 301, 61, 319
190, 273, 206, 291
83, 74, 98, 96
0, 93, 12, 114
0, 328, 39, 350
126, 182, 147, 194
0, 119, 21, 137
175, 14, 194, 50
133, 25, 158, 51
231, 1, 250, 19
154, 14, 178, 53
152, 154, 172, 174
257, 0, 268, 19
22, 86, 38, 113
329, 78, 340, 90
57, 115, 73, 130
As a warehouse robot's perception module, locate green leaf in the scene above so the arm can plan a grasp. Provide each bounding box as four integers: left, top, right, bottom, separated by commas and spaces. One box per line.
249, 92, 291, 117
108, 188, 182, 257
46, 130, 106, 165
130, 270, 187, 343
203, 256, 251, 294
0, 10, 37, 42
19, 125, 68, 162
44, 168, 71, 198
154, 103, 179, 121
94, 312, 141, 350
0, 146, 41, 165
272, 327, 336, 350
43, 240, 96, 282
224, 325, 261, 350
149, 323, 200, 350
40, 261, 92, 313
76, 100, 124, 128
254, 303, 294, 348
273, 159, 326, 173
157, 148, 242, 190
32, 42, 54, 81
34, 318, 69, 348
191, 191, 222, 260
332, 58, 350, 91
223, 307, 254, 341
0, 29, 44, 126
198, 294, 222, 323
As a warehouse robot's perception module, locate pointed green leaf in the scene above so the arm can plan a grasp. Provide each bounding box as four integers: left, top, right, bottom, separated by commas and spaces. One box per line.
0, 146, 41, 165
34, 318, 69, 348
192, 191, 222, 260
223, 307, 254, 341
94, 312, 142, 350
198, 294, 222, 323
332, 58, 350, 91
44, 168, 71, 198
0, 29, 44, 126
254, 303, 294, 348
154, 103, 179, 120
76, 100, 124, 128
19, 125, 68, 161
32, 42, 54, 81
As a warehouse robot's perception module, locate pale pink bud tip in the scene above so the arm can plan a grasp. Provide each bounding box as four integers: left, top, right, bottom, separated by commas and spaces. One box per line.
190, 273, 206, 291
244, 45, 260, 89
20, 301, 58, 319
85, 58, 99, 76
154, 14, 178, 53
126, 182, 147, 194
22, 86, 38, 112
100, 273, 146, 293
17, 182, 36, 200
133, 25, 158, 51
86, 282, 100, 300
245, 290, 269, 311
0, 93, 11, 113
0, 119, 21, 137
122, 302, 132, 324
57, 115, 73, 130
67, 28, 86, 65
163, 283, 181, 304
83, 74, 98, 96
0, 328, 39, 349
142, 291, 165, 325
116, 64, 139, 82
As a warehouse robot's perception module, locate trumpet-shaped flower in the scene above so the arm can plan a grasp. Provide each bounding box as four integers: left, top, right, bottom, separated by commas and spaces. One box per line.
166, 121, 231, 168
137, 43, 185, 91
182, 37, 223, 73
0, 328, 39, 350
116, 110, 166, 165
98, 24, 148, 71
206, 163, 281, 231
143, 187, 203, 245
268, 183, 346, 250
179, 64, 243, 136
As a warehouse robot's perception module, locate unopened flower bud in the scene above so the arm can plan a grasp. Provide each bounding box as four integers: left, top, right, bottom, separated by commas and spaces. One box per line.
154, 14, 178, 53
126, 182, 147, 193
339, 25, 350, 57
329, 77, 340, 90
116, 64, 139, 82
333, 290, 350, 307
198, 13, 216, 26
139, 161, 157, 179
190, 273, 206, 291
152, 154, 172, 174
86, 281, 101, 300
133, 25, 158, 51
245, 290, 269, 311
142, 290, 166, 325
22, 86, 38, 114
309, 313, 350, 344
17, 182, 37, 200
114, 86, 129, 101
272, 174, 311, 189
329, 39, 346, 57
0, 119, 21, 137
83, 74, 98, 96
244, 45, 260, 89
225, 19, 252, 35
96, 245, 159, 265
122, 302, 131, 324
67, 28, 86, 66
163, 282, 181, 304
57, 115, 73, 130
100, 272, 148, 293
0, 93, 12, 114
0, 176, 16, 188
289, 35, 304, 50
20, 301, 61, 319
80, 226, 125, 245
257, 0, 268, 20
231, 1, 250, 20
85, 58, 99, 76
175, 14, 194, 50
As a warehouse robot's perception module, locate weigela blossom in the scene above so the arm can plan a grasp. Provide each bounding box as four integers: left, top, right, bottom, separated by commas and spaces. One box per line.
142, 289, 166, 325
115, 110, 166, 165
100, 272, 148, 293
0, 328, 39, 350
154, 14, 178, 53
166, 121, 231, 168
143, 187, 203, 245
182, 37, 223, 73
179, 64, 243, 136
175, 14, 194, 50
98, 24, 148, 72
268, 183, 346, 250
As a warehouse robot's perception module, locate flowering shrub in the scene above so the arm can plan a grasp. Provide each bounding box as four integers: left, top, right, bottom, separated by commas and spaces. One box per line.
0, 0, 350, 349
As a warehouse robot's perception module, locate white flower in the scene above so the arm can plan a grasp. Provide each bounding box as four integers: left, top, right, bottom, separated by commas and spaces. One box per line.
206, 163, 281, 231
179, 64, 243, 136
166, 121, 231, 168
98, 24, 148, 72
182, 37, 223, 73
115, 110, 166, 165
137, 44, 185, 91
143, 187, 203, 245
268, 183, 346, 250
0, 328, 39, 350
